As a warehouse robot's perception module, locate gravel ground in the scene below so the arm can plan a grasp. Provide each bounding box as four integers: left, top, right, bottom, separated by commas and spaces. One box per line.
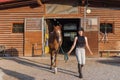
0, 55, 120, 80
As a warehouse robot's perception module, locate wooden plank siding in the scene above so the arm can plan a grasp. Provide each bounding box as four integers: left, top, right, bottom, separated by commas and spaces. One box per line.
0, 5, 44, 56
0, 0, 120, 57
84, 7, 120, 53
84, 31, 98, 57
24, 18, 43, 56
0, 20, 23, 56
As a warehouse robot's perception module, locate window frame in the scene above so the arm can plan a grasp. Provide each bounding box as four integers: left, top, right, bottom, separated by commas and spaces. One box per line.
100, 22, 115, 34
12, 23, 24, 34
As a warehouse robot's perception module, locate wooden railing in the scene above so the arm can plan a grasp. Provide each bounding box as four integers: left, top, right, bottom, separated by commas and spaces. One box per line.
99, 50, 120, 57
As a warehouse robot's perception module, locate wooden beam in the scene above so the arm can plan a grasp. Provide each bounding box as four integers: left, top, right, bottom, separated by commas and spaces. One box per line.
88, 0, 120, 7
0, 0, 40, 10
37, 0, 42, 5
0, 0, 14, 3
82, 0, 86, 6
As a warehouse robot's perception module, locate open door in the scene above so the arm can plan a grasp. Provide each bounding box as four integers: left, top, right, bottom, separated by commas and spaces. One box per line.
62, 20, 79, 53
24, 18, 43, 56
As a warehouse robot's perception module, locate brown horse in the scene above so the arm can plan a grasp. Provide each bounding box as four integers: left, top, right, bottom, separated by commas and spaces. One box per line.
48, 25, 62, 74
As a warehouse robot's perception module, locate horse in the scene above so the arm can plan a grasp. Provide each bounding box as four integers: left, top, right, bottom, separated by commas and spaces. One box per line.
48, 24, 62, 74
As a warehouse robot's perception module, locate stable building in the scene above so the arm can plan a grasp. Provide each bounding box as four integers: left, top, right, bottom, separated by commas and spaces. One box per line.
0, 0, 120, 57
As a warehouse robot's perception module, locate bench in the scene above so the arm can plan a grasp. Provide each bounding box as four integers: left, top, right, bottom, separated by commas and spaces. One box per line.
99, 50, 120, 57
0, 45, 5, 56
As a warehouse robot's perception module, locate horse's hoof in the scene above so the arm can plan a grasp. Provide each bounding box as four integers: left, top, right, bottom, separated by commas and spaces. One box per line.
54, 67, 57, 74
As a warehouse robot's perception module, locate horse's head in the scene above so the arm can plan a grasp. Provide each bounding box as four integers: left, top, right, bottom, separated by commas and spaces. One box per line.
53, 25, 62, 44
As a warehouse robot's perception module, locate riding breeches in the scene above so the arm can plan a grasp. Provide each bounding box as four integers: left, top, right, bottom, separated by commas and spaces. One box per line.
75, 48, 85, 65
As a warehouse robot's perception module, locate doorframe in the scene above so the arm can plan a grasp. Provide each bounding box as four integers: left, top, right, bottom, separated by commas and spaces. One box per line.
43, 17, 81, 54
43, 17, 100, 57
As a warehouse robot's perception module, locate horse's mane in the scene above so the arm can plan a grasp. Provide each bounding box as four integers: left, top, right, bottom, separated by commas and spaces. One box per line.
49, 25, 62, 49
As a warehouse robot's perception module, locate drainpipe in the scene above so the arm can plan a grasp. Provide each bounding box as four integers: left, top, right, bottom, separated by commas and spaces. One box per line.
83, 0, 91, 30
83, 6, 87, 30
42, 17, 45, 56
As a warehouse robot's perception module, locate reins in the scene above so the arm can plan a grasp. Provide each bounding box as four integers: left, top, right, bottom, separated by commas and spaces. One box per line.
59, 46, 69, 62
52, 22, 68, 62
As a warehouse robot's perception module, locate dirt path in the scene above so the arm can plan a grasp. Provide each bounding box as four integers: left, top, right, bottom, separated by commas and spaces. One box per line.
0, 56, 120, 80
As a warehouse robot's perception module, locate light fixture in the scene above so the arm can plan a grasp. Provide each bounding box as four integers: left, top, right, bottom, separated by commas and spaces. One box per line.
86, 0, 91, 14
86, 8, 91, 14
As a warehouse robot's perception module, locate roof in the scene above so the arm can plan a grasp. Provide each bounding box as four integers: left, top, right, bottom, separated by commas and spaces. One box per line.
42, 0, 120, 8
0, 0, 41, 10
85, 0, 120, 8
0, 0, 119, 9
0, 0, 13, 3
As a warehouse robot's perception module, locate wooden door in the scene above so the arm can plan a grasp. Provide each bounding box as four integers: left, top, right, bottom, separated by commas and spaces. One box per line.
24, 18, 43, 56
81, 17, 99, 57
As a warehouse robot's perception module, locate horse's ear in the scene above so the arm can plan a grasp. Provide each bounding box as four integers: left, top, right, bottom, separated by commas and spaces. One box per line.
53, 25, 57, 29
53, 25, 56, 27
53, 25, 57, 30
59, 24, 62, 29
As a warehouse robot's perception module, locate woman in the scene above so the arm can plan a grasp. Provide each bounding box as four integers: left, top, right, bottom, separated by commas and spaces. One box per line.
68, 28, 93, 78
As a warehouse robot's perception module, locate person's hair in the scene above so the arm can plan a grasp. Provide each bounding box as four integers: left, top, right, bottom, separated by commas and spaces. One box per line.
78, 27, 84, 32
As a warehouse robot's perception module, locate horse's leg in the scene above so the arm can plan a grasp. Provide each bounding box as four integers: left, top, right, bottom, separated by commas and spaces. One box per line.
54, 52, 58, 67
50, 50, 54, 70
54, 51, 58, 74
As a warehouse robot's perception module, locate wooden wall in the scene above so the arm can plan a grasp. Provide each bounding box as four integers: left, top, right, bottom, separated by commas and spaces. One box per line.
84, 31, 98, 57
85, 7, 120, 51
24, 18, 43, 56
78, 6, 120, 57
1, 1, 120, 57
0, 5, 44, 56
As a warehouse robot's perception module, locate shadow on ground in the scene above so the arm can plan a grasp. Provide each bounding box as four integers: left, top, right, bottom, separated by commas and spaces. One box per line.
2, 57, 77, 76
96, 57, 120, 67
0, 67, 35, 80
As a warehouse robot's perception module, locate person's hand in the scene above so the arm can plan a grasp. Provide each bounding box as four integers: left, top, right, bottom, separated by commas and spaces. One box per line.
64, 53, 69, 63
90, 51, 93, 55
67, 51, 70, 56
67, 52, 70, 56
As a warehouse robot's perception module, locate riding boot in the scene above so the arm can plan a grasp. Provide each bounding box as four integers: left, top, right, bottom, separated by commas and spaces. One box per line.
81, 64, 84, 68
78, 64, 83, 78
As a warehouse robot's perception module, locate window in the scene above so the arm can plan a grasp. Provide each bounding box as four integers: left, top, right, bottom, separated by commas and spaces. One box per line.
63, 23, 77, 30
12, 23, 24, 33
100, 23, 113, 33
